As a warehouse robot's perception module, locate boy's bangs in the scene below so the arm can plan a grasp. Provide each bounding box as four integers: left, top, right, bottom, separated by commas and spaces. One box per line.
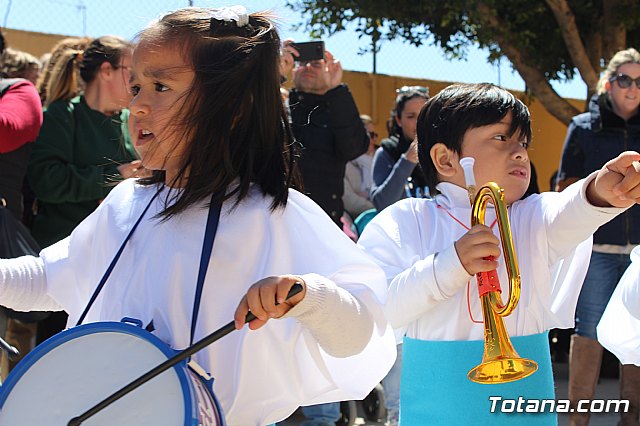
508, 100, 532, 144
466, 88, 531, 143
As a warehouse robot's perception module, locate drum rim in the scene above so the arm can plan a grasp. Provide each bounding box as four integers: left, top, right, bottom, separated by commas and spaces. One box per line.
0, 320, 204, 424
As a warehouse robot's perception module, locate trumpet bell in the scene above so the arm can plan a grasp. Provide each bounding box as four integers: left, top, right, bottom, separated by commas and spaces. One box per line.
468, 357, 538, 384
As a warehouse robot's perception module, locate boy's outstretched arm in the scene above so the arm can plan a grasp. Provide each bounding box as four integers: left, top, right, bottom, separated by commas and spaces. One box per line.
587, 151, 640, 208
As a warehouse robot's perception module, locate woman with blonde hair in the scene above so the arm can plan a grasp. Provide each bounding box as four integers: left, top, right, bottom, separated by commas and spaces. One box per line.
556, 47, 640, 426
36, 36, 90, 105
27, 35, 141, 344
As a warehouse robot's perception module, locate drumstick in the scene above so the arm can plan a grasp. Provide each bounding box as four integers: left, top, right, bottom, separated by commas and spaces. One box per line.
0, 336, 19, 360
68, 282, 303, 426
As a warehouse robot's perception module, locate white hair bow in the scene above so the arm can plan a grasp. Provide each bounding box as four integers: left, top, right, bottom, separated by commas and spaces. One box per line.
211, 5, 249, 27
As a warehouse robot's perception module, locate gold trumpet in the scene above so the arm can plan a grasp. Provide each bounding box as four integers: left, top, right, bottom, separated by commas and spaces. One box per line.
459, 158, 538, 384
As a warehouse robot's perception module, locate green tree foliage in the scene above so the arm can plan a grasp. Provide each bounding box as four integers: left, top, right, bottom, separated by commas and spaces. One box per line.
287, 0, 640, 125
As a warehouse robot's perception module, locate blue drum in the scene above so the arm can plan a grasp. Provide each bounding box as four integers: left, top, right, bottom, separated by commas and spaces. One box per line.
0, 320, 225, 425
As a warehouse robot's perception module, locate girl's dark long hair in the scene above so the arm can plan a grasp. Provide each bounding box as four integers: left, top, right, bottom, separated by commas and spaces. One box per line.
389, 89, 428, 138
136, 8, 299, 218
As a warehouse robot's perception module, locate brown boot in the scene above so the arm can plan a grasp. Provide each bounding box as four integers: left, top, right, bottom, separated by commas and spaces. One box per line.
620, 364, 640, 426
568, 334, 603, 426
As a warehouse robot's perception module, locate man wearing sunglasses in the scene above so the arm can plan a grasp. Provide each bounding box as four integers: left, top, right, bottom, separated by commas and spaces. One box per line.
556, 47, 640, 426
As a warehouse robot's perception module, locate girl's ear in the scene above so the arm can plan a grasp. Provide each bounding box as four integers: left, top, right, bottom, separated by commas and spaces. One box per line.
394, 113, 402, 128
430, 142, 458, 178
100, 61, 114, 80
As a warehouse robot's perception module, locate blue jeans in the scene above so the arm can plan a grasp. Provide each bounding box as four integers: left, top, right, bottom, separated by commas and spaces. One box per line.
575, 251, 631, 340
300, 402, 340, 426
382, 344, 402, 424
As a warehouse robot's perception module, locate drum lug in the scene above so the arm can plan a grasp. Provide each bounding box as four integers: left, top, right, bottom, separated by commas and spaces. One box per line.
120, 317, 143, 328
188, 360, 213, 382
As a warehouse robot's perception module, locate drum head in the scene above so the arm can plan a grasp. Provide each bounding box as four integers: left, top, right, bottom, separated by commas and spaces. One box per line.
0, 322, 193, 425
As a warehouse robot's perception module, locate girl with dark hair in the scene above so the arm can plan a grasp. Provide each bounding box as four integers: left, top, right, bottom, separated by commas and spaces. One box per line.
370, 86, 429, 211
0, 7, 394, 425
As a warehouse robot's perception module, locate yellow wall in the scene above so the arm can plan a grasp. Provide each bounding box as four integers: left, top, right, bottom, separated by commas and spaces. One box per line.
5, 28, 586, 191
3, 29, 68, 58
342, 70, 587, 192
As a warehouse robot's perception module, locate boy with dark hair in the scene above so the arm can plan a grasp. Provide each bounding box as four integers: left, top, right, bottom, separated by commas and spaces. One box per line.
359, 83, 640, 425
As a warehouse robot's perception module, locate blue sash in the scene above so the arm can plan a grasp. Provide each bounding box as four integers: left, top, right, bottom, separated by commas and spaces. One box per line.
401, 332, 555, 425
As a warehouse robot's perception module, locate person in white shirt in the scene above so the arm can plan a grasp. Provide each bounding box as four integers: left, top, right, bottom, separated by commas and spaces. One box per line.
358, 82, 640, 425
598, 244, 640, 421
0, 7, 396, 425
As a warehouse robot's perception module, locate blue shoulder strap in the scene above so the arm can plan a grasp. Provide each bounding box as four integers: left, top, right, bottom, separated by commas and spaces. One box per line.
77, 188, 223, 350
190, 197, 222, 345
76, 187, 162, 326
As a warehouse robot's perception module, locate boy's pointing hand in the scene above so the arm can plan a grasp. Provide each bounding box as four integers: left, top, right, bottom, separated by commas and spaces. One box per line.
588, 151, 640, 208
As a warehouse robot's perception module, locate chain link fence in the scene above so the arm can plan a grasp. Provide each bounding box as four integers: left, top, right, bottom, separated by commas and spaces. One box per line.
0, 0, 586, 99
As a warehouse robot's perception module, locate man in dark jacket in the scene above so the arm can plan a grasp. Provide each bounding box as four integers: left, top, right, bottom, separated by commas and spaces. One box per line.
289, 49, 368, 227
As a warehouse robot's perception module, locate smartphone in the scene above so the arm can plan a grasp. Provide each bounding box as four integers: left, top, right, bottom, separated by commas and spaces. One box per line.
292, 41, 325, 62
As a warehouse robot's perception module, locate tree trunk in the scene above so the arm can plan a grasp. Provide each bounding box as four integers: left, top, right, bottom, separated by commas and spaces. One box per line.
584, 16, 603, 110
545, 0, 599, 90
602, 0, 628, 61
475, 2, 580, 125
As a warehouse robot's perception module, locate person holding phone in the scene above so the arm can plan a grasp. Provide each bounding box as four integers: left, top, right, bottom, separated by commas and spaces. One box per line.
286, 40, 369, 231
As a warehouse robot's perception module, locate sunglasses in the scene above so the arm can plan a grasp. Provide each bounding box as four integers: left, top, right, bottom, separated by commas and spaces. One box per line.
610, 73, 640, 89
396, 85, 429, 96
368, 131, 378, 139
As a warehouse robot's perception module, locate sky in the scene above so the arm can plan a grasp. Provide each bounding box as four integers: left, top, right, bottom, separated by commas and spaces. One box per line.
2, 0, 587, 100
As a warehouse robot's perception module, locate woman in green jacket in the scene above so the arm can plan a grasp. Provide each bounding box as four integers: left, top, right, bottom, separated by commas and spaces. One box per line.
27, 35, 141, 342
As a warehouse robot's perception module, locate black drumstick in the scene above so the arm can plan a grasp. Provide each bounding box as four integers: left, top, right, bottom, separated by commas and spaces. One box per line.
68, 282, 303, 426
0, 335, 19, 360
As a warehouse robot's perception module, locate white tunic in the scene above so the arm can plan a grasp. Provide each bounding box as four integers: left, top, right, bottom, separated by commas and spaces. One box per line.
0, 179, 396, 426
358, 176, 624, 341
598, 245, 640, 366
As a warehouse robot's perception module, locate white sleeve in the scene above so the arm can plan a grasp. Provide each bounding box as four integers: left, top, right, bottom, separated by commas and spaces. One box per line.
384, 244, 471, 329
542, 172, 627, 261
285, 273, 374, 358
622, 264, 640, 320
357, 201, 471, 330
0, 255, 64, 312
598, 252, 640, 365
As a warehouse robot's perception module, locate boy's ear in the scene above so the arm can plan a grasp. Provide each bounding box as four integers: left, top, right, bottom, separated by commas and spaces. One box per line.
430, 142, 458, 178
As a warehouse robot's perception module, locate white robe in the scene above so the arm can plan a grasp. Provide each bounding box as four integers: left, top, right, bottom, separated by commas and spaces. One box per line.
358, 176, 624, 341
7, 179, 396, 425
598, 245, 640, 366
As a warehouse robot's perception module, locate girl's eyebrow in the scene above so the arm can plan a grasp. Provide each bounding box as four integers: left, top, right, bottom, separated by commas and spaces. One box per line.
143, 67, 178, 81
